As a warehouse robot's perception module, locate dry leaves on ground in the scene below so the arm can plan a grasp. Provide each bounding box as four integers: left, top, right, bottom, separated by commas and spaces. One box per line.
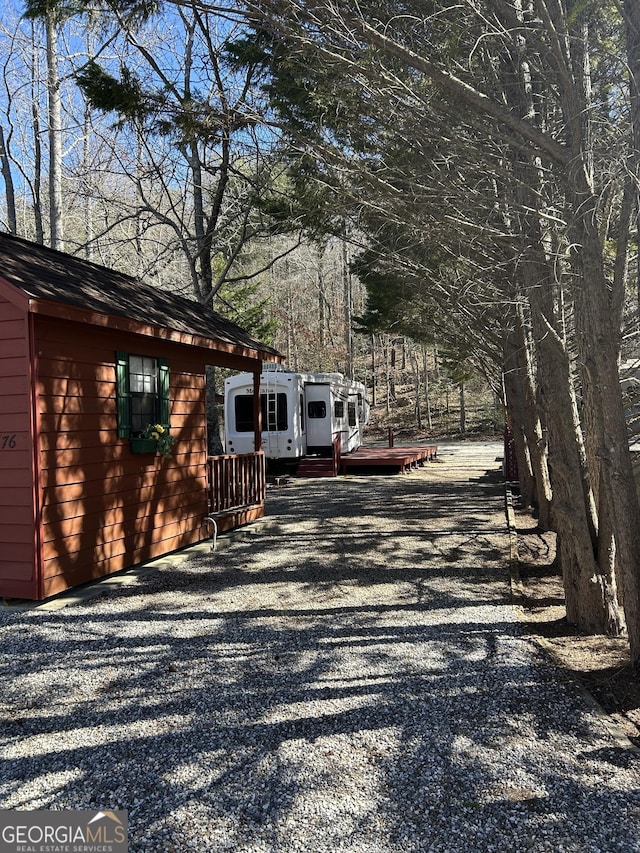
513, 505, 640, 746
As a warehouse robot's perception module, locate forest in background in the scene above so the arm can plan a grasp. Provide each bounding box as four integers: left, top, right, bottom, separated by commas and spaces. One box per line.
4, 0, 640, 664
0, 0, 496, 438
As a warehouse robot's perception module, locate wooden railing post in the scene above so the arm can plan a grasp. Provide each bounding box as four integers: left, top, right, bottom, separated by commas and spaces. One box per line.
332, 432, 342, 476
253, 368, 262, 452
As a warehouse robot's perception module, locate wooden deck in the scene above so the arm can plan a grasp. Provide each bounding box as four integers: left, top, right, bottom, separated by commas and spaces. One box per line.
339, 444, 438, 474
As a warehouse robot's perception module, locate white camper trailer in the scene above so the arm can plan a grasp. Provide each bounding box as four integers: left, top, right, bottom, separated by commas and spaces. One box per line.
224, 367, 369, 463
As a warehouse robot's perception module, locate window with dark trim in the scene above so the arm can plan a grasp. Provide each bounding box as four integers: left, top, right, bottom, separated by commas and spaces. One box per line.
334, 401, 345, 419
308, 400, 327, 418
235, 393, 288, 432
234, 396, 255, 433
116, 351, 170, 437
348, 401, 357, 427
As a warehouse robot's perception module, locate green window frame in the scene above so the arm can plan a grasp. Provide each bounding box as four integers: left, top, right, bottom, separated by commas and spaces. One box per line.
116, 351, 170, 438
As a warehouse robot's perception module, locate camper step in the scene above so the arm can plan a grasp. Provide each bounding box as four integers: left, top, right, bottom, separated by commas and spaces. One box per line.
295, 457, 338, 478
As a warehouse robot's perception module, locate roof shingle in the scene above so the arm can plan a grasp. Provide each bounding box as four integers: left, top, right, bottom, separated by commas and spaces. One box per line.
0, 231, 281, 359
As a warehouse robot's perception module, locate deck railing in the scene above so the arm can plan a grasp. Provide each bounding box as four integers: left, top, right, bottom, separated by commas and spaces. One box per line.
207, 450, 266, 515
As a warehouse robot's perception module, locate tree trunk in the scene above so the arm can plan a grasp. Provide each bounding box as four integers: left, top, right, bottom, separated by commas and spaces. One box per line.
412, 350, 422, 429
370, 334, 377, 407
570, 185, 640, 655
423, 346, 432, 430
317, 244, 326, 354
503, 328, 536, 510
29, 22, 44, 245
45, 9, 63, 250
520, 197, 612, 633
535, 321, 609, 631
0, 126, 16, 234
514, 303, 552, 528
342, 236, 353, 378
623, 0, 640, 323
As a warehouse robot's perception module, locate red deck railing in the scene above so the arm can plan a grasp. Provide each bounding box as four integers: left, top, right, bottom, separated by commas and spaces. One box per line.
207, 450, 266, 515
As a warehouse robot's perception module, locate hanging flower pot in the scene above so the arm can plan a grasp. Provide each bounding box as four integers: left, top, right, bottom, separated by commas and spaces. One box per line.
140, 423, 176, 458
130, 437, 158, 454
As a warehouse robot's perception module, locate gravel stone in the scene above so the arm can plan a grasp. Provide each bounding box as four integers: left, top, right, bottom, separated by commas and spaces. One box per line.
2, 440, 640, 852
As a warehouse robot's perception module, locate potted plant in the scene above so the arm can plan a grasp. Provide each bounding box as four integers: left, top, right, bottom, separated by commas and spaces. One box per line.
130, 423, 176, 458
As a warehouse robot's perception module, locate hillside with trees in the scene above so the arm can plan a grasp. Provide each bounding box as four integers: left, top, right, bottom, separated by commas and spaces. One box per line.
3, 0, 640, 666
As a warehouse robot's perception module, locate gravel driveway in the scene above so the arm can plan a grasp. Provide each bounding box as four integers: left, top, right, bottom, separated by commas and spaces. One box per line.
2, 440, 640, 852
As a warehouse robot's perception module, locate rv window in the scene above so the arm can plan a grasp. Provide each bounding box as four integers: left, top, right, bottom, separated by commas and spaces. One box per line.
334, 401, 344, 419
234, 396, 255, 432
300, 394, 305, 432
308, 400, 327, 418
348, 401, 357, 427
261, 392, 288, 431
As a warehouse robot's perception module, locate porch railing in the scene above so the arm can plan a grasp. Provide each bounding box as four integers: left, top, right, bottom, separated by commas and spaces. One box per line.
207, 450, 266, 515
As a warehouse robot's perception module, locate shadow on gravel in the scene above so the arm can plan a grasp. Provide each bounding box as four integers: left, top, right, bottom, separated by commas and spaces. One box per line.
2, 445, 639, 851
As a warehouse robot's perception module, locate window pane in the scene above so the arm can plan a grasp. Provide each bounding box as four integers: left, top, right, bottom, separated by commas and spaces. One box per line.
308, 401, 326, 418
131, 394, 157, 432
235, 396, 254, 432
334, 401, 344, 419
129, 355, 159, 432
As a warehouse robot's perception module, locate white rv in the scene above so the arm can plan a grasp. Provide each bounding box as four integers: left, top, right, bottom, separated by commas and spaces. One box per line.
224, 367, 370, 461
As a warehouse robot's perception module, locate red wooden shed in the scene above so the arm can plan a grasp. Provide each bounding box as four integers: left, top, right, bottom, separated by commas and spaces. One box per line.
0, 232, 281, 601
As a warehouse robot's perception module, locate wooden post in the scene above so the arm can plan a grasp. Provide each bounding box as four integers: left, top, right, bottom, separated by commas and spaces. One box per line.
252, 367, 262, 452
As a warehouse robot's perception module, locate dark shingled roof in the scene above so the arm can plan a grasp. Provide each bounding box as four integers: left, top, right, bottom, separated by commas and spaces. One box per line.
0, 231, 280, 359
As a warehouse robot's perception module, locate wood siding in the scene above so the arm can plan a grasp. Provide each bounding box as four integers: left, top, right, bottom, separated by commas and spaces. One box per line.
0, 295, 36, 598
34, 315, 210, 598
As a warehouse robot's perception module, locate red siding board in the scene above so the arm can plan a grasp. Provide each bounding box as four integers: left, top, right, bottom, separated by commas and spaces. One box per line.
42, 515, 203, 569
1, 522, 35, 544
1, 391, 31, 411
41, 495, 207, 542
38, 377, 115, 398
41, 528, 204, 598
1, 413, 33, 431
0, 302, 26, 321
42, 509, 205, 568
0, 575, 37, 598
41, 464, 206, 494
41, 483, 205, 525
41, 395, 118, 416
0, 293, 36, 599
0, 487, 32, 507
0, 449, 33, 470
0, 338, 27, 359
1, 542, 35, 563
2, 356, 29, 377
